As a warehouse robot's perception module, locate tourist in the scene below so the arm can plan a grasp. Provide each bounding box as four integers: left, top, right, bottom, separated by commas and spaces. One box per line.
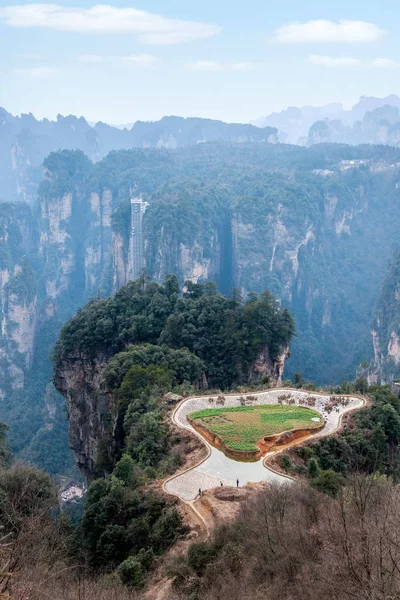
236, 478, 239, 487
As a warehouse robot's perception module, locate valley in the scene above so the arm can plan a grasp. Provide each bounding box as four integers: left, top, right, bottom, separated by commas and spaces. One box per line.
4, 1, 400, 595
3, 141, 400, 473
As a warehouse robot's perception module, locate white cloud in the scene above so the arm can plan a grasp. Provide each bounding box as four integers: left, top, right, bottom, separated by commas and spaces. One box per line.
14, 67, 58, 78
274, 20, 385, 44
0, 4, 221, 44
308, 55, 362, 68
121, 54, 160, 68
15, 52, 42, 60
231, 61, 256, 72
371, 57, 397, 68
189, 60, 224, 72
79, 53, 160, 68
79, 54, 105, 63
309, 54, 399, 69
189, 60, 256, 72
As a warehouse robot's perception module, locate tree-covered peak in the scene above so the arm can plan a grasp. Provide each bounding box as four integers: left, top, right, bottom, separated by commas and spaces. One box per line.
40, 149, 94, 197
54, 273, 294, 389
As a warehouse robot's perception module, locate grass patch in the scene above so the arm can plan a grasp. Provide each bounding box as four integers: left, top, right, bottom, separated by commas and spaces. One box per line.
189, 404, 322, 452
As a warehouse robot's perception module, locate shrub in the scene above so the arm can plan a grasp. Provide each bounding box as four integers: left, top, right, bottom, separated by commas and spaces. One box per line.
311, 469, 344, 498
117, 556, 146, 588
187, 542, 217, 576
307, 457, 320, 478
281, 454, 292, 471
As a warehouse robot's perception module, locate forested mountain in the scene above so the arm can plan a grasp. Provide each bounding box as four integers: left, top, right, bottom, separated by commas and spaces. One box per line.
2, 140, 400, 472
0, 108, 277, 203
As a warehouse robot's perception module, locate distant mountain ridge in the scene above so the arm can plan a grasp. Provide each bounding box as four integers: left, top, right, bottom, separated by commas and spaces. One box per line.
5, 95, 400, 205
253, 95, 400, 145
0, 109, 277, 203
307, 104, 400, 147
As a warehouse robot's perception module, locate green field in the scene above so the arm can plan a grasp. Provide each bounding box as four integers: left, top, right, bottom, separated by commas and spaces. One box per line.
189, 404, 322, 452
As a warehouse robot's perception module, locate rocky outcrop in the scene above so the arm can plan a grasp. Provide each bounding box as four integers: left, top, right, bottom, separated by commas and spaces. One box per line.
368, 250, 400, 383
145, 221, 222, 286
54, 353, 113, 480
248, 345, 290, 383
0, 205, 37, 398
84, 189, 114, 295
39, 190, 75, 299
0, 156, 118, 462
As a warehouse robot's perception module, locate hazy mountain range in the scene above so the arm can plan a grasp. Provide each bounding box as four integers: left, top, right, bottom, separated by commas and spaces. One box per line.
252, 94, 400, 144
0, 108, 277, 203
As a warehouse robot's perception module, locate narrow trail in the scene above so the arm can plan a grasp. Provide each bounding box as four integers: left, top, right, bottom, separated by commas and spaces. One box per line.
162, 424, 212, 536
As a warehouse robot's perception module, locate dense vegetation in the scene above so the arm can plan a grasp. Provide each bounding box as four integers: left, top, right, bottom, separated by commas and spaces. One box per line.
98, 343, 204, 476
55, 274, 294, 390
81, 454, 185, 586
0, 418, 184, 595
88, 142, 400, 384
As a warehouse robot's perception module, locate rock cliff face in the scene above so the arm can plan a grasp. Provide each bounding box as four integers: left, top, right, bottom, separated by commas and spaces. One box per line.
226, 173, 400, 383
0, 205, 37, 400
146, 228, 222, 288
368, 250, 400, 383
84, 189, 114, 296
0, 155, 120, 464
39, 190, 75, 300
248, 346, 290, 383
54, 353, 111, 480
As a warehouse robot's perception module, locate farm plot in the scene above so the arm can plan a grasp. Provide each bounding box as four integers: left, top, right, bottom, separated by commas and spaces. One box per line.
189, 404, 322, 452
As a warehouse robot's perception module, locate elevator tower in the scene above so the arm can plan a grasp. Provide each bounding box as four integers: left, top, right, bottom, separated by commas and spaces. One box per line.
130, 197, 148, 279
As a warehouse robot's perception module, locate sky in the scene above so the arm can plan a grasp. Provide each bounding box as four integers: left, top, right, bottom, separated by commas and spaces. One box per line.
1, 0, 400, 124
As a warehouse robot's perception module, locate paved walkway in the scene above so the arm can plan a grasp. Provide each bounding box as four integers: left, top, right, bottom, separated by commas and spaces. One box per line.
164, 389, 364, 501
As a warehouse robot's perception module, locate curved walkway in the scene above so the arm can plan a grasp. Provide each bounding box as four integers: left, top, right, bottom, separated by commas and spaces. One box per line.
164, 389, 365, 501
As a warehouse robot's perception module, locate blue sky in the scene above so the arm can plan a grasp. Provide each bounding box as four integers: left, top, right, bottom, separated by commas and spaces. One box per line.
1, 0, 400, 124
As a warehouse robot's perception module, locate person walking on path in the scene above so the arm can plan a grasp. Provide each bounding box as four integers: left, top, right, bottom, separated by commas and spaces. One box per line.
236, 478, 239, 487
198, 488, 202, 497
